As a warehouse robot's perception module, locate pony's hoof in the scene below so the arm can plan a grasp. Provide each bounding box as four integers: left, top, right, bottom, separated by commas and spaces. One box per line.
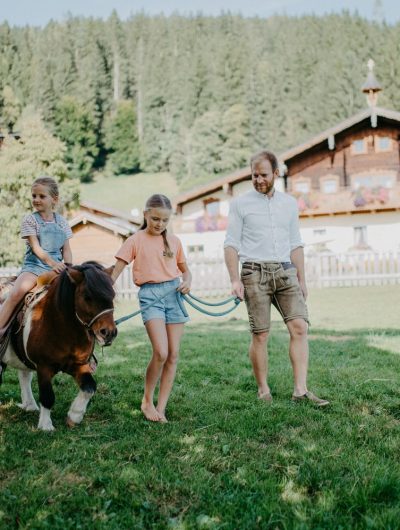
66, 416, 76, 428
37, 423, 55, 432
18, 402, 39, 412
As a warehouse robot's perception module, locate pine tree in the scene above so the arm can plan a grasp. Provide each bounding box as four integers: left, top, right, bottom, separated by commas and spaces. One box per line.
54, 96, 99, 182
104, 100, 140, 174
0, 85, 21, 132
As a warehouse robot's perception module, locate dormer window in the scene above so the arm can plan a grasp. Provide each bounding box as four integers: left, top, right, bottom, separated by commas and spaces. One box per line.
376, 136, 392, 152
320, 175, 339, 194
351, 139, 367, 155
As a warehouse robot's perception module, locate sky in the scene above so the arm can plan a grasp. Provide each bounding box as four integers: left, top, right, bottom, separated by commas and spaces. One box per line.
1, 0, 399, 27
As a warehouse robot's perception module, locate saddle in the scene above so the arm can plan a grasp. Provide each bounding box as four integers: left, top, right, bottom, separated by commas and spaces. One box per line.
0, 271, 58, 361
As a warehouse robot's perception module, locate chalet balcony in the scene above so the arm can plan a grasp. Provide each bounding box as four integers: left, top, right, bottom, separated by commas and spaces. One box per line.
292, 183, 400, 217
173, 184, 400, 234
173, 215, 229, 234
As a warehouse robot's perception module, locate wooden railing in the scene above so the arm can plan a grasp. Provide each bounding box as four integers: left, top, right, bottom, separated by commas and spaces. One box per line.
293, 183, 400, 216
173, 185, 400, 233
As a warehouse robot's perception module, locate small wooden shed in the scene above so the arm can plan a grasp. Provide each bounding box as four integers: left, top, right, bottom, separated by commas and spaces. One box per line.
69, 211, 137, 266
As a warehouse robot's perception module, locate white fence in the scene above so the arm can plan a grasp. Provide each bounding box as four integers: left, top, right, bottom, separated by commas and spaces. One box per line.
1, 251, 399, 299
305, 251, 400, 288
114, 260, 232, 299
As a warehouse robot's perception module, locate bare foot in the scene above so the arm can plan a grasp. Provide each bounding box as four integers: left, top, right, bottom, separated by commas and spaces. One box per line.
258, 391, 273, 403
141, 400, 161, 422
156, 409, 168, 423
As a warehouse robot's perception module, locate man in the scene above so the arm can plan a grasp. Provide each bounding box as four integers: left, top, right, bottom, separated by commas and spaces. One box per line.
224, 150, 329, 406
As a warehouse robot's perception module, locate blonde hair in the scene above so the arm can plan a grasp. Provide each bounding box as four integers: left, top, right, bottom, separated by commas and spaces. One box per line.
32, 176, 59, 200
140, 194, 174, 258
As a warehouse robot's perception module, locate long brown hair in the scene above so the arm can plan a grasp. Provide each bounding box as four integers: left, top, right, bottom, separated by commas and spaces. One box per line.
140, 194, 174, 258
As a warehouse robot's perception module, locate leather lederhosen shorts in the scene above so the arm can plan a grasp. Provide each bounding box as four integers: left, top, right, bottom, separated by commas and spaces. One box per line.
241, 261, 309, 333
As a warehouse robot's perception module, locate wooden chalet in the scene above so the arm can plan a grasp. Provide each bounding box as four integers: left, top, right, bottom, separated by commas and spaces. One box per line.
69, 201, 139, 265
173, 61, 400, 257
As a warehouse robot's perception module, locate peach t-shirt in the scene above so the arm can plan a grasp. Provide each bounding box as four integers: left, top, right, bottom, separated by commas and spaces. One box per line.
115, 230, 186, 286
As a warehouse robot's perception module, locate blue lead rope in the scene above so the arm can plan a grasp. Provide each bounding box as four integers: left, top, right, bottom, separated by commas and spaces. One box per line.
180, 292, 241, 317
114, 287, 241, 326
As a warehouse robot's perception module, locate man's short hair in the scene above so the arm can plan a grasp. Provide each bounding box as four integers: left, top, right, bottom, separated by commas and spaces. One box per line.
250, 150, 279, 173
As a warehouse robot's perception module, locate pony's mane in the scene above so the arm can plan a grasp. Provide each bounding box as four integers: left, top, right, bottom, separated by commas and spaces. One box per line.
56, 261, 115, 315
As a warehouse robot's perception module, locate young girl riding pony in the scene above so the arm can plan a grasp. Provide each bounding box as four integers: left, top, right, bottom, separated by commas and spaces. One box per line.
112, 194, 192, 423
0, 176, 73, 343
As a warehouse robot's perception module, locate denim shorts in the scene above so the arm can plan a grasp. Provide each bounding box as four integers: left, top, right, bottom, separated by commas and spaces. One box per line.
138, 278, 189, 325
241, 262, 309, 333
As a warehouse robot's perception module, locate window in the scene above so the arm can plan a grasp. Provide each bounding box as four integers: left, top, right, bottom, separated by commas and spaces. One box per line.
313, 229, 327, 237
375, 136, 392, 152
187, 244, 204, 256
354, 226, 368, 247
351, 139, 367, 155
351, 173, 395, 190
320, 175, 339, 193
204, 199, 220, 217
293, 179, 311, 193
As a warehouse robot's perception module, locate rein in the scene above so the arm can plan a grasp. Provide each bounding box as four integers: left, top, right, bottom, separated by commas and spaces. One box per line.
114, 288, 241, 326
74, 308, 114, 370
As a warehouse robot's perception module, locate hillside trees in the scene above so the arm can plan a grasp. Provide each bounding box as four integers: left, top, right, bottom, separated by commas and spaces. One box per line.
0, 13, 399, 190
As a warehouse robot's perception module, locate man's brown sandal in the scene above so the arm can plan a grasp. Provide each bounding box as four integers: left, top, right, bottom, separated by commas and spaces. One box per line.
291, 391, 329, 407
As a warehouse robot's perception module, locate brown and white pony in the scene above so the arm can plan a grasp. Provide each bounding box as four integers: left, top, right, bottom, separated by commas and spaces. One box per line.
1, 262, 117, 431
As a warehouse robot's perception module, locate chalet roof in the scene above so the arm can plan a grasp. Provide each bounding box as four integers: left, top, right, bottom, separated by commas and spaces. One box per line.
174, 106, 400, 208
280, 106, 400, 162
80, 200, 141, 226
69, 212, 136, 237
173, 167, 251, 207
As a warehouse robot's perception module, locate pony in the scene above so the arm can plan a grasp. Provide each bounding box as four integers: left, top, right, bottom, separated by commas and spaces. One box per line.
0, 262, 117, 431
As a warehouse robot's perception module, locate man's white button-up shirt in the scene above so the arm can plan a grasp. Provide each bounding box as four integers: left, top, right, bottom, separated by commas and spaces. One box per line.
224, 189, 304, 263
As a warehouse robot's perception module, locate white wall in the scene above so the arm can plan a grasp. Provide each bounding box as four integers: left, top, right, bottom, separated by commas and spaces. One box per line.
179, 231, 226, 259
300, 212, 400, 254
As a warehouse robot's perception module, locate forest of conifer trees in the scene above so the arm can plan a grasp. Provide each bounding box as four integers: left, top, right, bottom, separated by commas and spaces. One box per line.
1, 11, 400, 190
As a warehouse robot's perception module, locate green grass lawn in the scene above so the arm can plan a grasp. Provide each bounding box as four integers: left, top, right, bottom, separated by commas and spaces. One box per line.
1, 286, 400, 529
80, 172, 179, 214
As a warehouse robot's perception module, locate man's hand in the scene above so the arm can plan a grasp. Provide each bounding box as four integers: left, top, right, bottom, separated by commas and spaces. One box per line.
299, 279, 308, 300
231, 280, 244, 300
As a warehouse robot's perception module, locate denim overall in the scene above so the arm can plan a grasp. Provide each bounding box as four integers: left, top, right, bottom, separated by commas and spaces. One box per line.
20, 212, 67, 276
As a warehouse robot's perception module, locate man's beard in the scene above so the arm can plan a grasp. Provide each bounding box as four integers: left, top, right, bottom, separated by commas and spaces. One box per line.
254, 180, 274, 195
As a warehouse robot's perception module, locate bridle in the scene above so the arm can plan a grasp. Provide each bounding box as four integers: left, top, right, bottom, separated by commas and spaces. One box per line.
75, 308, 114, 331
66, 268, 115, 332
